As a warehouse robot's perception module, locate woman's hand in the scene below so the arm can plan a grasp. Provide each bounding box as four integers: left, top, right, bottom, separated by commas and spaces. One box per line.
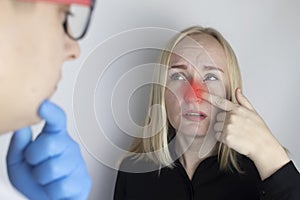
202, 88, 290, 180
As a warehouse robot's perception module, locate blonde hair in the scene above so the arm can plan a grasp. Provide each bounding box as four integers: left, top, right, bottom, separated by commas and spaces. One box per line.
129, 26, 243, 172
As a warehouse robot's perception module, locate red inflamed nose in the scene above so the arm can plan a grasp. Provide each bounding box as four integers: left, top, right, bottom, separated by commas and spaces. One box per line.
185, 81, 205, 103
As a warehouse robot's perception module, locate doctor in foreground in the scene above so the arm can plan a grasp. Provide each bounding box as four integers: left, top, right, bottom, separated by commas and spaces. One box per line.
0, 0, 95, 199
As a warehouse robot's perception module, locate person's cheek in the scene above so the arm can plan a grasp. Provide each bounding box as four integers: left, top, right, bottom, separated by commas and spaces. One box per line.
207, 82, 226, 98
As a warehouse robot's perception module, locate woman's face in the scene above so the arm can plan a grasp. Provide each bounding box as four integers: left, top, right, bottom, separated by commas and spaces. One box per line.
0, 1, 80, 133
165, 34, 229, 138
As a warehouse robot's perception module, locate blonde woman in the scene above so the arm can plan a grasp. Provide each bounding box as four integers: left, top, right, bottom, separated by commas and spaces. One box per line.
114, 26, 300, 200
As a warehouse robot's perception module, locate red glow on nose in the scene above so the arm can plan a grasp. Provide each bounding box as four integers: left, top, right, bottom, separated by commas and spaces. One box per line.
183, 81, 205, 102
191, 82, 204, 99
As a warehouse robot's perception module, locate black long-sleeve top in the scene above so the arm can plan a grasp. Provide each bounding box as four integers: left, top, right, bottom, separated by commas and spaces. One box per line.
114, 155, 300, 200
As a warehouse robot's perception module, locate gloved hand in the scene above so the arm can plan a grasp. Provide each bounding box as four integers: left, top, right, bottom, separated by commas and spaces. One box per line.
6, 100, 91, 200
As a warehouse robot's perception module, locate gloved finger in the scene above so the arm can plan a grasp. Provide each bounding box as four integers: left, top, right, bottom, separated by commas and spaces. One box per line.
6, 127, 32, 166
32, 143, 81, 185
24, 133, 72, 165
45, 163, 91, 200
26, 100, 71, 165
38, 100, 67, 134
7, 161, 50, 200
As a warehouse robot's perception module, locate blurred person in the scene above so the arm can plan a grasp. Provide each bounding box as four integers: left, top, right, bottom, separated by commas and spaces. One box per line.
0, 0, 95, 199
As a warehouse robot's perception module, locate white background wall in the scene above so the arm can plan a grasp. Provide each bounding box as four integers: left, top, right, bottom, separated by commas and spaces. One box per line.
0, 0, 299, 199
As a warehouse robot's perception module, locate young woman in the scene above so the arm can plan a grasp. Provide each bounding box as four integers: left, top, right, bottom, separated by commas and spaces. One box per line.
114, 26, 300, 200
0, 0, 95, 199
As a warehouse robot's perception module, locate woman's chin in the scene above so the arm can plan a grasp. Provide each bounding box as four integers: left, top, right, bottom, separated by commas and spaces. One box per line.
176, 120, 208, 136
177, 126, 208, 138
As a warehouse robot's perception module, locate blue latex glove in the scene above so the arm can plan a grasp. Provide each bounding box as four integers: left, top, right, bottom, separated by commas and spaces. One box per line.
6, 100, 91, 200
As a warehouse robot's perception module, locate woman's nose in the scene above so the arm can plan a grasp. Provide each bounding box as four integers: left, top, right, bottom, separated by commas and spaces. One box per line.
184, 81, 205, 103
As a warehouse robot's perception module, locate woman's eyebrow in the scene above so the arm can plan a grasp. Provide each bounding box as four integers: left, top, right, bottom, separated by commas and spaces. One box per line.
169, 64, 187, 70
169, 64, 224, 73
204, 65, 224, 73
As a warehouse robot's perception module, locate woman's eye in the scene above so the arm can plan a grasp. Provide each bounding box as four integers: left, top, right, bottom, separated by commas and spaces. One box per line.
170, 72, 187, 81
203, 73, 218, 82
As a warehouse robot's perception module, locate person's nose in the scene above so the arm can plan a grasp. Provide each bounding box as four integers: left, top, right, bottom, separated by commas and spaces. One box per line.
64, 36, 80, 61
184, 80, 205, 103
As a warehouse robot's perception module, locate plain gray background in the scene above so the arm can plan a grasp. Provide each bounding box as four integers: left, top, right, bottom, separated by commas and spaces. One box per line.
0, 0, 299, 199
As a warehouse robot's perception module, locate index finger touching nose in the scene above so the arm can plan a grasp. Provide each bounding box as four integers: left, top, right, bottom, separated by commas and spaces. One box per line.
201, 92, 237, 111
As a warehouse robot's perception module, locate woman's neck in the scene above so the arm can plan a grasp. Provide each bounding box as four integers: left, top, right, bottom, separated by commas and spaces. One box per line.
175, 135, 217, 180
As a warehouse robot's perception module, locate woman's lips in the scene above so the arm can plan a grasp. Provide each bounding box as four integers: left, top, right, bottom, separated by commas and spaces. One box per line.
182, 110, 207, 121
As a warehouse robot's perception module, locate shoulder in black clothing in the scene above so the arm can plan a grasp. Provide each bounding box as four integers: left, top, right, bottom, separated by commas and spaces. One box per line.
114, 154, 300, 200
114, 154, 264, 200
114, 155, 178, 200
117, 155, 161, 174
